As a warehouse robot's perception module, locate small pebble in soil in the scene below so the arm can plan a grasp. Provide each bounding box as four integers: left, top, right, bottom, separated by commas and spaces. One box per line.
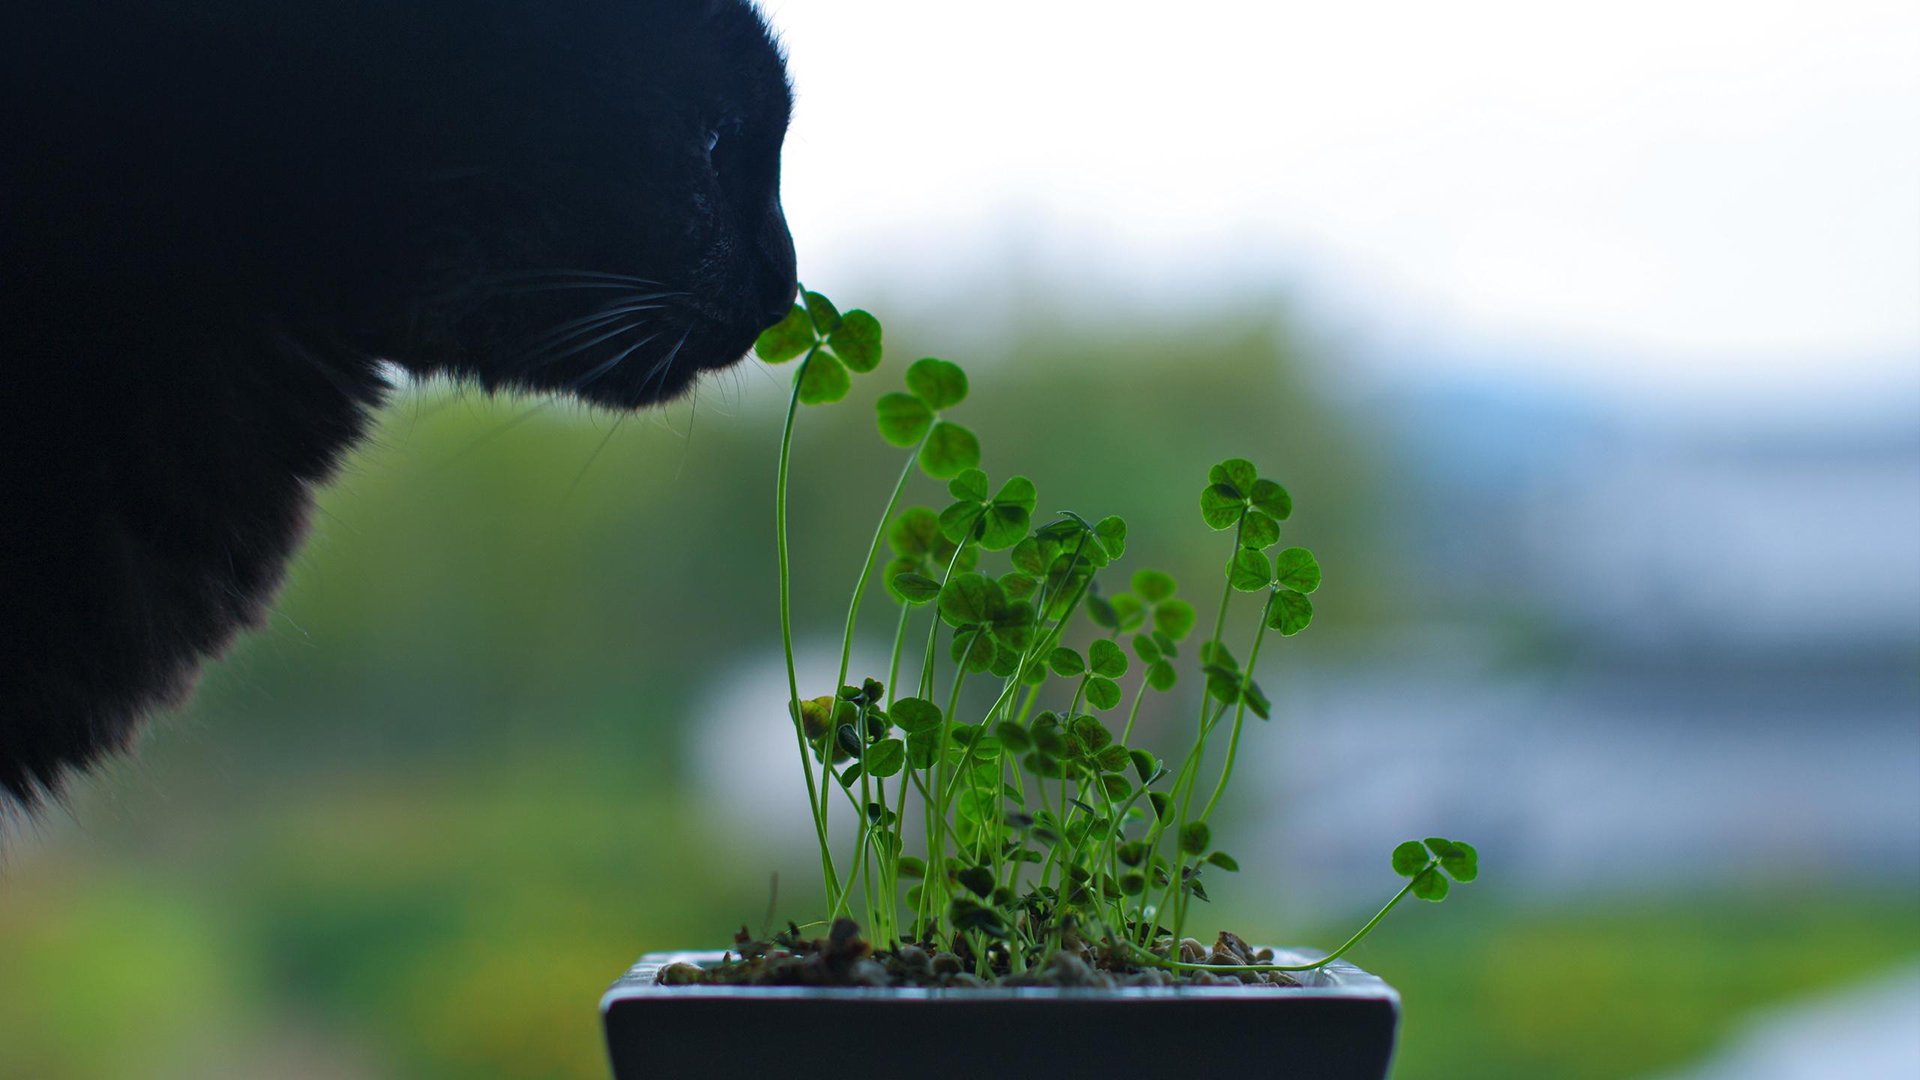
895, 945, 931, 975
1045, 951, 1096, 987
657, 962, 705, 986
849, 958, 891, 987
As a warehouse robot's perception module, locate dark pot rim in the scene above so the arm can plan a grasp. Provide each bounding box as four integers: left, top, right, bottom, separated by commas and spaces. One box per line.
602, 946, 1399, 1010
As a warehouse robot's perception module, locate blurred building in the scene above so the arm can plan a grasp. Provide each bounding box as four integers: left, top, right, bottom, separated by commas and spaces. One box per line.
1259, 374, 1920, 905
1399, 386, 1920, 656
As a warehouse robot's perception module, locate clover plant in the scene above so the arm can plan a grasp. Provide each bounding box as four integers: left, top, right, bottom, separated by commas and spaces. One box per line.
745, 290, 1476, 981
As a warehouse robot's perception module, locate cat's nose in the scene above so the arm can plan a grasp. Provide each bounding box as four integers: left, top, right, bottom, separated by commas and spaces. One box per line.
761, 278, 797, 327
756, 202, 798, 327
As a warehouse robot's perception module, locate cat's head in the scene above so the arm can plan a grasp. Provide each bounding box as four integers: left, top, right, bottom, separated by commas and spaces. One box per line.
390, 0, 799, 408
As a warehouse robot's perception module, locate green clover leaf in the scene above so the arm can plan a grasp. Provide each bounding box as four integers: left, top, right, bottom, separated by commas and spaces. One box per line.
1274, 547, 1322, 593
919, 421, 980, 479
803, 290, 842, 333
892, 573, 942, 605
1425, 837, 1480, 882
890, 698, 943, 733
1249, 478, 1292, 521
1200, 484, 1244, 530
796, 350, 850, 404
1088, 639, 1128, 678
1085, 676, 1122, 711
828, 309, 882, 372
1154, 599, 1196, 641
1412, 868, 1450, 901
1240, 509, 1280, 550
876, 392, 933, 446
1266, 589, 1313, 635
1179, 821, 1212, 856
937, 572, 1003, 627
864, 738, 906, 778
906, 357, 968, 410
1391, 840, 1430, 877
1228, 548, 1273, 592
1207, 458, 1258, 494
1132, 569, 1176, 603
754, 303, 815, 362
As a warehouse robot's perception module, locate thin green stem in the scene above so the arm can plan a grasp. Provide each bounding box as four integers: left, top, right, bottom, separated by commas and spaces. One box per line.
1200, 607, 1271, 824
1010, 680, 1043, 726
858, 733, 878, 936
1033, 672, 1093, 891
917, 543, 970, 699
922, 633, 981, 931
811, 455, 921, 869
816, 742, 841, 886
909, 541, 971, 940
885, 604, 912, 710
1165, 514, 1247, 933
1137, 699, 1230, 942
774, 346, 840, 901
829, 818, 865, 913
886, 763, 913, 944
1118, 678, 1149, 744
834, 440, 930, 694
942, 652, 974, 729
1124, 872, 1423, 973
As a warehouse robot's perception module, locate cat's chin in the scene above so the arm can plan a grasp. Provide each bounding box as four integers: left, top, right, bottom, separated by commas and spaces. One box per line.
568, 316, 761, 410
577, 358, 704, 410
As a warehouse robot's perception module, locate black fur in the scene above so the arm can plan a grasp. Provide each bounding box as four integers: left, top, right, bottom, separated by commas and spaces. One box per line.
0, 0, 797, 811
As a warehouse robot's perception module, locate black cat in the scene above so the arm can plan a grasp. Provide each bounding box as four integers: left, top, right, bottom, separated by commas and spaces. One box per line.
0, 0, 798, 812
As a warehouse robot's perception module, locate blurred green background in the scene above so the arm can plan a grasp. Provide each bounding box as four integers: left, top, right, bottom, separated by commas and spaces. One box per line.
4, 304, 1915, 1078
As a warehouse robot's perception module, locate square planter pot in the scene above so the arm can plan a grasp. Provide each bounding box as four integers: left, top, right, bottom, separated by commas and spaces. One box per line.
602, 947, 1400, 1079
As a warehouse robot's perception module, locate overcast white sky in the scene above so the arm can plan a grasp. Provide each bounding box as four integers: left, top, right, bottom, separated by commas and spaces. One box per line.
763, 0, 1920, 399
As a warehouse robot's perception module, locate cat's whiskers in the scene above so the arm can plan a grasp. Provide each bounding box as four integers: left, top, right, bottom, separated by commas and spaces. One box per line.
426, 399, 552, 476
494, 268, 706, 399
518, 302, 668, 360
493, 268, 667, 286
484, 267, 687, 301
530, 318, 662, 372
570, 330, 667, 393
558, 413, 631, 510
493, 281, 685, 298
630, 324, 696, 402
